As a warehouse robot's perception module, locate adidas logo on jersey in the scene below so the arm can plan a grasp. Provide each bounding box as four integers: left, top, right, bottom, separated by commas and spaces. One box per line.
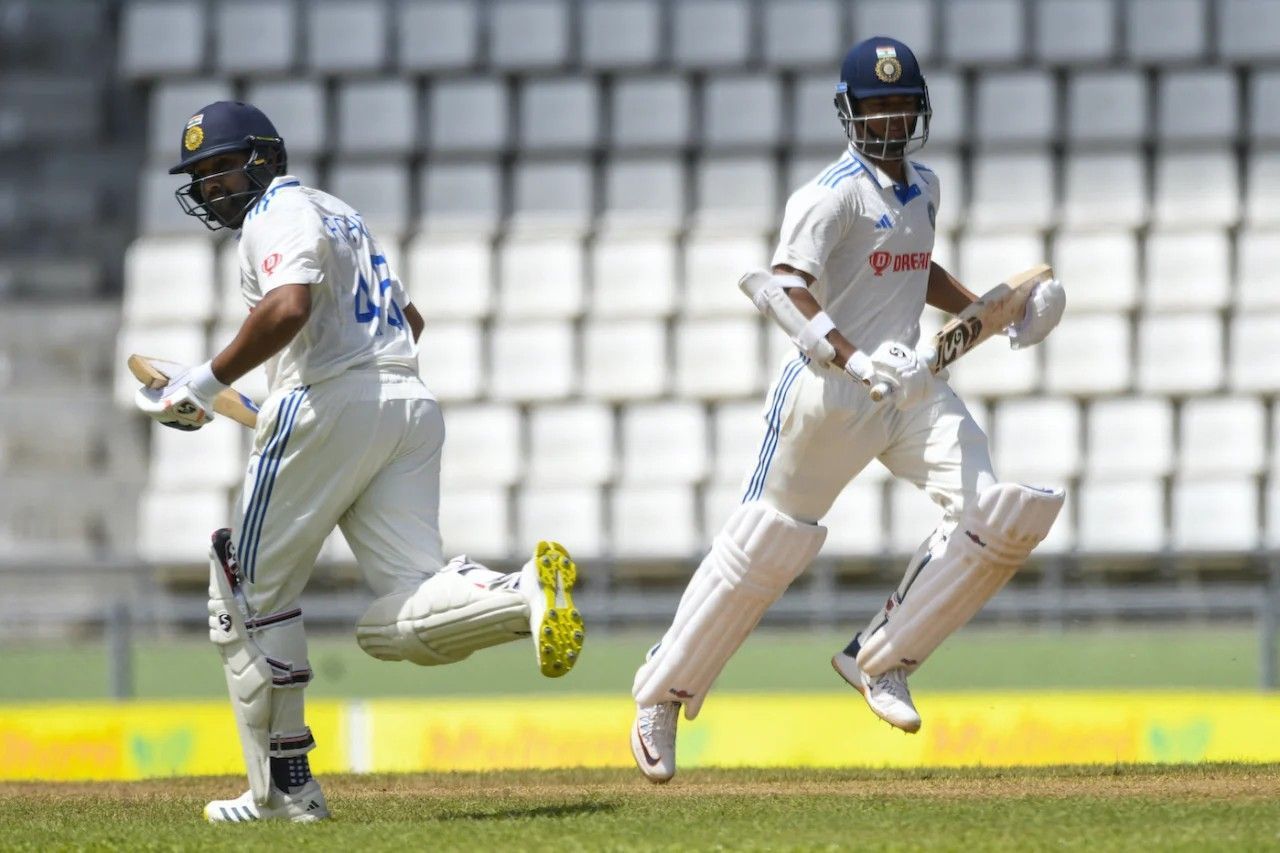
874, 213, 893, 230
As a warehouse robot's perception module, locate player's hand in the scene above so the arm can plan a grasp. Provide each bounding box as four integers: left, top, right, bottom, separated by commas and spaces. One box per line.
134, 361, 227, 431
868, 340, 931, 410
1006, 278, 1065, 350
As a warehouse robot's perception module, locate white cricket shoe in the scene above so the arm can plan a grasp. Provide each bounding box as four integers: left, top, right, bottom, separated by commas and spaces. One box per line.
204, 779, 329, 823
631, 702, 680, 783
520, 540, 584, 678
831, 652, 922, 734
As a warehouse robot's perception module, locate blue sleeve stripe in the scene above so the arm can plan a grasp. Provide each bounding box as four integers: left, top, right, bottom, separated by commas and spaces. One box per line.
821, 162, 864, 187
816, 156, 852, 186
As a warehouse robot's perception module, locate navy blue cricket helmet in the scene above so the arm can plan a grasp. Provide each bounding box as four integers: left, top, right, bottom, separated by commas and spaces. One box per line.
169, 100, 288, 231
835, 36, 931, 159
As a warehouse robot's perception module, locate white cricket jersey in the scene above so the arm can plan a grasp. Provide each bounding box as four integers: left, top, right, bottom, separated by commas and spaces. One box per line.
771, 146, 940, 354
237, 175, 419, 392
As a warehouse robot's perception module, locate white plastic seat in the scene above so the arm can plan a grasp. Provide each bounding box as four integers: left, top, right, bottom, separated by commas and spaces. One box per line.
516, 486, 605, 559
956, 233, 1044, 290
488, 321, 575, 402
763, 0, 840, 68
683, 234, 769, 317
327, 163, 409, 238
1136, 314, 1223, 394
137, 168, 193, 234
701, 483, 743, 542
942, 0, 1024, 65
137, 489, 230, 564
306, 0, 387, 74
215, 0, 295, 75
1171, 478, 1259, 552
120, 0, 205, 79
673, 0, 751, 69
397, 0, 479, 71
113, 324, 205, 407
820, 482, 885, 557
245, 80, 326, 158
969, 152, 1054, 230
1143, 230, 1231, 312
853, 0, 937, 62
440, 488, 511, 559
1245, 153, 1280, 227
703, 75, 782, 150
1052, 231, 1139, 311
1230, 314, 1280, 392
581, 320, 667, 400
581, 0, 661, 69
419, 161, 502, 234
149, 417, 242, 489
1061, 152, 1147, 230
621, 402, 708, 485
601, 157, 684, 231
1157, 70, 1236, 144
675, 317, 763, 400
713, 401, 764, 485
1033, 0, 1116, 64
335, 79, 415, 155
1180, 397, 1266, 477
509, 161, 592, 234
888, 481, 945, 555
1235, 228, 1280, 309
975, 71, 1055, 146
148, 81, 234, 157
489, 0, 568, 71
1086, 397, 1174, 479
609, 77, 691, 151
527, 403, 614, 486
693, 156, 777, 230
1220, 0, 1280, 61
1077, 479, 1166, 553
1125, 0, 1207, 63
428, 79, 508, 154
792, 74, 845, 151
496, 235, 585, 320
992, 397, 1082, 482
1248, 70, 1280, 144
124, 237, 217, 325
416, 321, 484, 402
1044, 314, 1131, 395
611, 485, 699, 558
1153, 152, 1239, 228
519, 77, 599, 152
440, 404, 521, 487
944, 340, 1039, 399
1065, 71, 1147, 144
404, 235, 492, 320
591, 235, 678, 319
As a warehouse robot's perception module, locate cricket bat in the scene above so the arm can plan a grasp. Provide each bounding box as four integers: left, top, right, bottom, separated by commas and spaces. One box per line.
869, 264, 1055, 402
127, 354, 260, 429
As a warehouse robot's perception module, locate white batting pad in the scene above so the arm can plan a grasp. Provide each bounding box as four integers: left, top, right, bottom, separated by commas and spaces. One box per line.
632, 501, 827, 720
856, 482, 1065, 677
356, 571, 529, 665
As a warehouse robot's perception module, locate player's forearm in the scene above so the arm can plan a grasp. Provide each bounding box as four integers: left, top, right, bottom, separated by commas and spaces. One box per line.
782, 283, 858, 368
926, 261, 979, 315
211, 284, 312, 383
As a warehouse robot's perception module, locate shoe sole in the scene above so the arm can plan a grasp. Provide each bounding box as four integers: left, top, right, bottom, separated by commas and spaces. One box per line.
829, 655, 921, 734
533, 541, 584, 678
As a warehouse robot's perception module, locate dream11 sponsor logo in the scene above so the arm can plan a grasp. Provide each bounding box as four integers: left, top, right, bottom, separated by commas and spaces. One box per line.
869, 250, 931, 277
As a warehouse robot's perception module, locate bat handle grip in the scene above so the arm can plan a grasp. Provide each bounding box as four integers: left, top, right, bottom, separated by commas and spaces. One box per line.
868, 380, 892, 402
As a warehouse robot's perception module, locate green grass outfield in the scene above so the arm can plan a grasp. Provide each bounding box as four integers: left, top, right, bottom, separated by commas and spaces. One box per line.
2, 625, 1269, 701
1, 765, 1277, 851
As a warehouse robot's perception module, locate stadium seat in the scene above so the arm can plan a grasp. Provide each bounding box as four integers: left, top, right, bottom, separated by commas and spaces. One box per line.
397, 0, 479, 71
580, 0, 662, 69
1125, 0, 1208, 62
516, 486, 605, 559
123, 238, 217, 325
611, 485, 699, 558
416, 321, 484, 402
0, 394, 107, 476
1179, 396, 1266, 477
620, 402, 708, 485
1044, 314, 1132, 396
1143, 230, 1232, 312
600, 157, 685, 231
1065, 71, 1147, 144
148, 418, 242, 489
404, 235, 493, 320
1248, 70, 1280, 144
439, 488, 511, 559
975, 71, 1056, 147
713, 401, 764, 485
245, 80, 326, 158
418, 161, 503, 234
822, 482, 886, 557
703, 75, 782, 150
427, 78, 509, 154
1077, 479, 1166, 553
792, 74, 846, 151
519, 77, 599, 152
113, 324, 205, 407
1061, 152, 1147, 229
582, 319, 667, 401
701, 482, 743, 543
1234, 228, 1280, 309
956, 233, 1044, 290
609, 77, 691, 151
214, 0, 295, 75
440, 404, 522, 488
335, 79, 415, 156
508, 161, 593, 234
496, 235, 585, 320
489, 0, 569, 70
888, 480, 945, 555
1245, 153, 1280, 227
305, 0, 387, 74
683, 234, 770, 318
149, 81, 235, 157
946, 337, 1040, 399
1171, 478, 1259, 552
327, 162, 409, 238
1229, 315, 1280, 393
137, 488, 232, 563
853, 0, 936, 62
969, 151, 1054, 230
1136, 314, 1223, 394
1033, 0, 1116, 64
1153, 152, 1239, 228
693, 156, 777, 230
527, 403, 615, 486
1220, 0, 1280, 61
120, 0, 205, 79
590, 235, 678, 319
1156, 70, 1237, 144
488, 321, 575, 402
917, 71, 963, 150
1086, 397, 1175, 478
992, 397, 1082, 483
1052, 232, 1139, 311
672, 0, 752, 69
763, 0, 841, 69
675, 317, 763, 400
942, 0, 1024, 65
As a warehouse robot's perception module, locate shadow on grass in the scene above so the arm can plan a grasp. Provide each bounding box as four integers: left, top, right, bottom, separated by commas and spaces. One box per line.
438, 800, 620, 822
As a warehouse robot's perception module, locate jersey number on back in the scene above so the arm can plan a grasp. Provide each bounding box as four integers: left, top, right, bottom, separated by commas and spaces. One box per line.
354, 252, 405, 334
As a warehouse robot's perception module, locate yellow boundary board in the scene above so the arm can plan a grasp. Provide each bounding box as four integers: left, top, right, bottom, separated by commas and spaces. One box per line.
3, 692, 1278, 781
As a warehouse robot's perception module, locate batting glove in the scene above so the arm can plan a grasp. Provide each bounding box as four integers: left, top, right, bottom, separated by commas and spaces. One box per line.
1006, 278, 1065, 350
135, 360, 227, 431
868, 340, 932, 411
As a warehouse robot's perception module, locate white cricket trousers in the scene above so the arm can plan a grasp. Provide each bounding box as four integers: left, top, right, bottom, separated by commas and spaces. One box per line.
744, 356, 997, 527
234, 367, 445, 616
